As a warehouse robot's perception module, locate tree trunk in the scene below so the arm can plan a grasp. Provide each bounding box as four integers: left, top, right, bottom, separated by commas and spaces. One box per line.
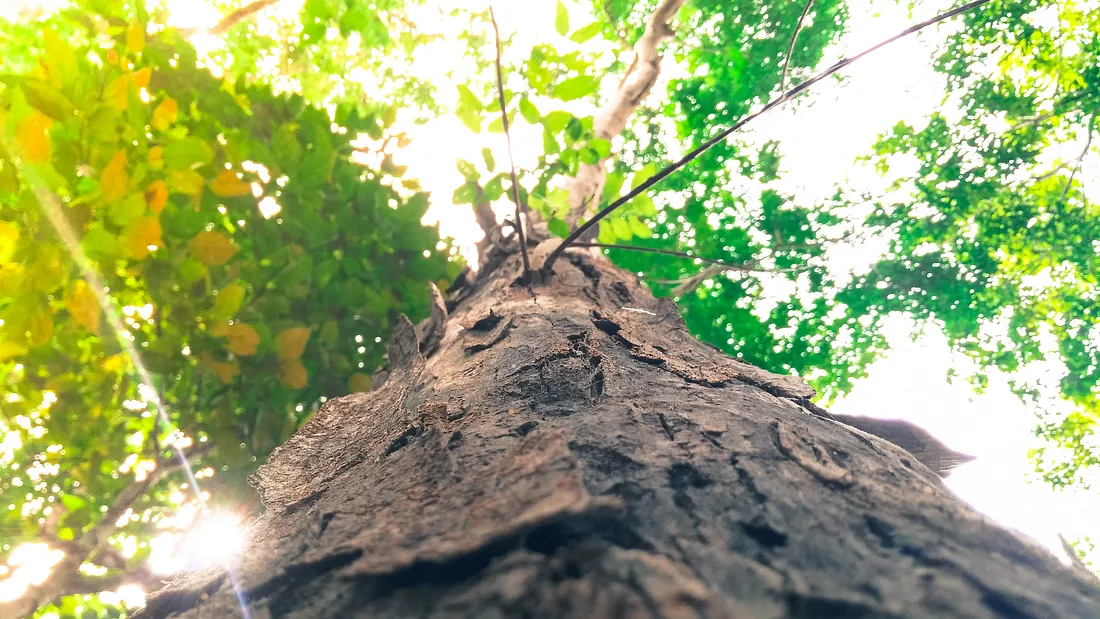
135, 246, 1100, 619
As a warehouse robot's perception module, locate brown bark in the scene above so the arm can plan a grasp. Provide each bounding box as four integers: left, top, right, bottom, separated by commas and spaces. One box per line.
135, 246, 1099, 619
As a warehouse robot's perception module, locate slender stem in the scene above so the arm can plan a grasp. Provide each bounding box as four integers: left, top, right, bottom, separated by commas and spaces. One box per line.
574, 242, 812, 274
211, 0, 281, 34
489, 5, 531, 276
541, 0, 996, 275
780, 0, 815, 92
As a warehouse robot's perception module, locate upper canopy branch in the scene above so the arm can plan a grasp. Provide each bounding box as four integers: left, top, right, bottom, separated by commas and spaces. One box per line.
564, 0, 688, 228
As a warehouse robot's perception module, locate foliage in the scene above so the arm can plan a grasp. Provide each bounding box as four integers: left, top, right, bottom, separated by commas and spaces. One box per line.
0, 3, 458, 614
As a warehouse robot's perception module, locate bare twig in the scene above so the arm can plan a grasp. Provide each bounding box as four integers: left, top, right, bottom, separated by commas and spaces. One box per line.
541, 0, 997, 275
488, 6, 531, 276
576, 242, 812, 273
780, 0, 815, 92
1056, 114, 1096, 206
211, 0, 281, 34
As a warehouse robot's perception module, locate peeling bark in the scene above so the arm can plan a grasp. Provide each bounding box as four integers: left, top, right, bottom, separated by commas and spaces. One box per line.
565, 0, 688, 230
137, 246, 1100, 619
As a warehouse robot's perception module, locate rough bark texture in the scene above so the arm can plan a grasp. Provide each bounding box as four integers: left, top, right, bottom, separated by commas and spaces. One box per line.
136, 247, 1100, 619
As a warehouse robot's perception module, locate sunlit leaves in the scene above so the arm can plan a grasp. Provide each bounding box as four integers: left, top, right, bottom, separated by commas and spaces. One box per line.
63, 280, 100, 334
279, 359, 308, 389
214, 283, 246, 319
100, 150, 129, 202
16, 110, 52, 162
123, 216, 162, 260
151, 98, 178, 131
0, 221, 19, 262
189, 231, 237, 266
210, 169, 251, 197
275, 327, 311, 361
555, 1, 570, 36
125, 20, 145, 55
224, 323, 260, 356
163, 137, 214, 171
145, 180, 168, 212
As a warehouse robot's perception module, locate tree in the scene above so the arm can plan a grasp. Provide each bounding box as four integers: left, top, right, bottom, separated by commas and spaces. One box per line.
133, 1, 1099, 618
0, 3, 457, 616
3, 0, 1098, 615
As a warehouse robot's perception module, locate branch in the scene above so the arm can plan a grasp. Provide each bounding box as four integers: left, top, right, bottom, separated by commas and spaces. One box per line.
541, 0, 996, 275
576, 242, 812, 273
210, 0, 281, 35
564, 0, 688, 229
0, 444, 212, 619
488, 6, 531, 276
779, 0, 815, 92
1056, 114, 1096, 206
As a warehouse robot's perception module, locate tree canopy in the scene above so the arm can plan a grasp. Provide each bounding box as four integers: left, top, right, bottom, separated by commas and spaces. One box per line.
0, 0, 1096, 616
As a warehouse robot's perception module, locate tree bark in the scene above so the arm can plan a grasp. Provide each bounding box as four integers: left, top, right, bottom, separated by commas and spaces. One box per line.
133, 244, 1099, 619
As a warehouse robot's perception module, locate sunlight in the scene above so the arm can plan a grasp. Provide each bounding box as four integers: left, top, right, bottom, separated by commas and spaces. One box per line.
0, 544, 64, 602
171, 511, 245, 571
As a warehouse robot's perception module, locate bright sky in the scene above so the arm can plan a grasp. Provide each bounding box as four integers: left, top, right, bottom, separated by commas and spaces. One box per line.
2, 0, 1096, 610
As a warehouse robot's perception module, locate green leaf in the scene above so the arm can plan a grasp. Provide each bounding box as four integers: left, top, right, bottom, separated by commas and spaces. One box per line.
548, 218, 570, 238
555, 1, 569, 36
589, 139, 611, 159
611, 217, 632, 240
519, 97, 540, 124
457, 159, 478, 180
457, 85, 482, 112
109, 193, 146, 226
483, 174, 505, 201
580, 147, 599, 165
631, 194, 657, 217
543, 111, 573, 134
453, 182, 479, 204
81, 227, 117, 261
603, 172, 625, 202
570, 22, 603, 43
163, 137, 214, 171
457, 109, 481, 133
482, 148, 495, 173
554, 75, 601, 101
627, 216, 652, 239
630, 163, 659, 189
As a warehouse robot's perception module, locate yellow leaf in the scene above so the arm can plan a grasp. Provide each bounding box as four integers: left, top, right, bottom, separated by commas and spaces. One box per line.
279, 359, 308, 389
209, 321, 229, 337
214, 360, 240, 384
0, 341, 28, 361
27, 309, 53, 347
210, 169, 251, 197
168, 169, 203, 196
0, 263, 26, 297
101, 150, 129, 203
148, 146, 163, 169
0, 221, 19, 263
17, 111, 53, 163
29, 245, 63, 293
42, 30, 77, 87
275, 326, 311, 361
123, 216, 162, 260
145, 180, 168, 212
225, 323, 259, 356
347, 372, 372, 393
64, 280, 101, 334
101, 353, 127, 373
214, 283, 245, 319
151, 98, 178, 131
189, 230, 237, 266
104, 74, 130, 110
132, 68, 151, 91
126, 20, 145, 54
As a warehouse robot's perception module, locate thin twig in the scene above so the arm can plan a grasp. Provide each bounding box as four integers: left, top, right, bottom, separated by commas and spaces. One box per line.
575, 242, 812, 273
1057, 114, 1096, 206
541, 0, 996, 275
780, 0, 815, 92
489, 5, 531, 276
211, 0, 281, 34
